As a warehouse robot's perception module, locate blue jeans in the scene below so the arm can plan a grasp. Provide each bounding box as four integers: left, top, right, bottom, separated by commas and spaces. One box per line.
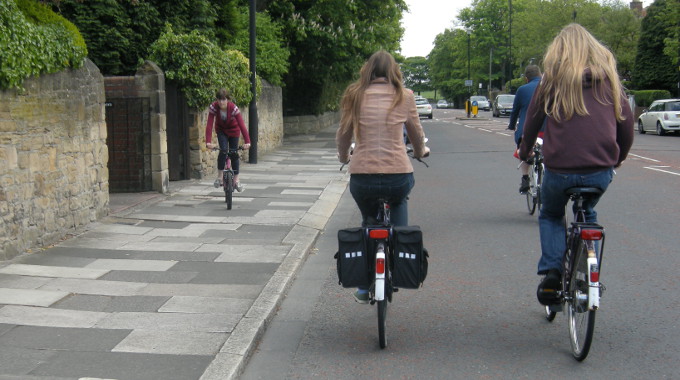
537, 168, 614, 274
349, 173, 415, 227
217, 132, 241, 174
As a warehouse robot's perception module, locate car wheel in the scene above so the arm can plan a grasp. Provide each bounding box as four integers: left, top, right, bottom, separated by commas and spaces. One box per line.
656, 121, 666, 136
638, 120, 645, 134
428, 113, 433, 119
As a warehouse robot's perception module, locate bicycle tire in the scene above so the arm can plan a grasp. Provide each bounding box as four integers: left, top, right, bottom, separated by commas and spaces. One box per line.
536, 163, 543, 211
225, 170, 234, 210
545, 305, 557, 322
567, 240, 596, 361
526, 164, 538, 215
377, 299, 387, 349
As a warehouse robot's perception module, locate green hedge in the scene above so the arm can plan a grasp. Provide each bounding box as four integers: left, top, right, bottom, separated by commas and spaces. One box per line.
149, 26, 260, 110
0, 0, 86, 90
629, 90, 673, 108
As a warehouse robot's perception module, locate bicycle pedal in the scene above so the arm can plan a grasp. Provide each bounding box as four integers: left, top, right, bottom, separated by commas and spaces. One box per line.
393, 288, 399, 293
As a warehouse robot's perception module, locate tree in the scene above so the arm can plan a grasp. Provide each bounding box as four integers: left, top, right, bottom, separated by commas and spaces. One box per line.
428, 28, 470, 103
632, 0, 676, 92
266, 0, 406, 115
401, 56, 431, 94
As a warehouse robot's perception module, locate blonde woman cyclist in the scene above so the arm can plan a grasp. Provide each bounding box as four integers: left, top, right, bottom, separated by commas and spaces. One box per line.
518, 24, 634, 305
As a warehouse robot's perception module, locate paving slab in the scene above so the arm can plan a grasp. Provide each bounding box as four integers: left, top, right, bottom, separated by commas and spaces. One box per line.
0, 126, 347, 380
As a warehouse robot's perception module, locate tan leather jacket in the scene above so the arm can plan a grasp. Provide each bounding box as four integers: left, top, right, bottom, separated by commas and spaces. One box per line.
336, 78, 427, 174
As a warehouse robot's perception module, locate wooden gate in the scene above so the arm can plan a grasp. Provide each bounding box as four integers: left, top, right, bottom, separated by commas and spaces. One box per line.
166, 83, 191, 181
105, 98, 152, 192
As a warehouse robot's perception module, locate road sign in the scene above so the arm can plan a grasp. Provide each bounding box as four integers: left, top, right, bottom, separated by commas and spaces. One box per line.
465, 80, 473, 87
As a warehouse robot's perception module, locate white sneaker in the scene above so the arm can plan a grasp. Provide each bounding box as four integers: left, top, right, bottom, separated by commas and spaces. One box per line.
235, 182, 244, 192
213, 178, 222, 188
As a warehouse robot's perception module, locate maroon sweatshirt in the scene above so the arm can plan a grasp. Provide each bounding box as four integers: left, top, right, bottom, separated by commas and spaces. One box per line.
519, 71, 634, 173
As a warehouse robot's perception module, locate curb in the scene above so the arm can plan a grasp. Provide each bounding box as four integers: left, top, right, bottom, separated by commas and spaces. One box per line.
199, 178, 348, 380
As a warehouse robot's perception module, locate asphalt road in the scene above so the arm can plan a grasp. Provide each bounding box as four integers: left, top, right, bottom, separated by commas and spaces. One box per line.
242, 109, 680, 379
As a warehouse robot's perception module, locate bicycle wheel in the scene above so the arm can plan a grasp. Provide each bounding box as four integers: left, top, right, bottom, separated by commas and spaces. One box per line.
526, 165, 538, 215
567, 240, 596, 361
377, 299, 387, 349
536, 163, 543, 211
224, 170, 233, 210
545, 305, 557, 322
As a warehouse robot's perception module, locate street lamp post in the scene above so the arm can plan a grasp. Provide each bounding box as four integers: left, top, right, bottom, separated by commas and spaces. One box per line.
248, 0, 258, 163
467, 29, 471, 118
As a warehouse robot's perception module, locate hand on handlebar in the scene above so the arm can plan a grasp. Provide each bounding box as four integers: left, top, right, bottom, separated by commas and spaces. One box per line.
422, 146, 431, 158
243, 143, 251, 150
207, 142, 216, 149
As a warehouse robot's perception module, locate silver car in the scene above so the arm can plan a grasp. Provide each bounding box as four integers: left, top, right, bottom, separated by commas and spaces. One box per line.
470, 95, 490, 111
492, 94, 515, 117
416, 98, 433, 119
638, 99, 680, 136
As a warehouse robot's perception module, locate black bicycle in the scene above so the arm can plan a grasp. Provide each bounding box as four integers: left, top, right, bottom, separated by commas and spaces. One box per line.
544, 187, 605, 361
338, 142, 428, 349
214, 146, 244, 210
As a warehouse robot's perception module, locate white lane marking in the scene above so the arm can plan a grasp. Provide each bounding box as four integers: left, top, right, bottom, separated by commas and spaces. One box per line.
479, 128, 493, 133
629, 153, 661, 162
644, 166, 680, 176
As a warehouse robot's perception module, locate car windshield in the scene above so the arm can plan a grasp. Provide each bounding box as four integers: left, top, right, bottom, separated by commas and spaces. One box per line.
666, 101, 680, 111
471, 96, 487, 102
416, 99, 429, 105
497, 95, 514, 103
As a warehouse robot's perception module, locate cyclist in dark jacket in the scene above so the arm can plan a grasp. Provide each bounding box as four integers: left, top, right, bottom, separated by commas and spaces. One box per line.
508, 65, 542, 194
518, 24, 634, 305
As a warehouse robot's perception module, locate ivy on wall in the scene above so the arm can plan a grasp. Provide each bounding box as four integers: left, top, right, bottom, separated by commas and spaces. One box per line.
0, 0, 86, 90
148, 25, 260, 110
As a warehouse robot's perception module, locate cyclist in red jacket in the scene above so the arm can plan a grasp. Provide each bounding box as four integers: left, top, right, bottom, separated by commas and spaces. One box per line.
205, 89, 251, 192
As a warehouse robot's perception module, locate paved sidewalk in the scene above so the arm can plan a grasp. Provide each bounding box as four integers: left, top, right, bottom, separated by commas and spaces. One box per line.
0, 127, 346, 380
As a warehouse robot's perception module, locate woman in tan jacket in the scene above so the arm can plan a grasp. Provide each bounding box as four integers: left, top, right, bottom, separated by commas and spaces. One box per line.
336, 51, 430, 301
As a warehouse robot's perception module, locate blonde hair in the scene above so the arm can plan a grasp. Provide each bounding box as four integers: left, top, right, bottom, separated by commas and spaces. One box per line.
537, 23, 626, 122
339, 50, 406, 141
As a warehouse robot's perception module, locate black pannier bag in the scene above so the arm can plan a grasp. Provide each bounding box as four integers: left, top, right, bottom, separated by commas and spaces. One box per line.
335, 227, 371, 288
391, 225, 429, 288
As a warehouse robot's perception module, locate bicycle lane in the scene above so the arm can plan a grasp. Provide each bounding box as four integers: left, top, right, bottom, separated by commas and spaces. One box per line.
0, 126, 347, 380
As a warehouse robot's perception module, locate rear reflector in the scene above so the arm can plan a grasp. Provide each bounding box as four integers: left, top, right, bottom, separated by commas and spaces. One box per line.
376, 258, 385, 274
590, 270, 599, 283
369, 229, 389, 239
580, 229, 603, 240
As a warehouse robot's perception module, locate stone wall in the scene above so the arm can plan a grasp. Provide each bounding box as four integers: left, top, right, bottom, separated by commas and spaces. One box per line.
283, 111, 340, 136
0, 59, 109, 261
193, 80, 284, 178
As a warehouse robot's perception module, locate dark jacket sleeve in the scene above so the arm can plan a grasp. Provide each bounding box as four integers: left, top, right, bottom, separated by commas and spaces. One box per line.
518, 88, 546, 161
616, 94, 635, 166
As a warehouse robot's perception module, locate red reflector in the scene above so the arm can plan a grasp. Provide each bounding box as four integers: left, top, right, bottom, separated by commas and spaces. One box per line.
580, 229, 602, 240
590, 271, 599, 283
376, 258, 385, 274
369, 229, 389, 239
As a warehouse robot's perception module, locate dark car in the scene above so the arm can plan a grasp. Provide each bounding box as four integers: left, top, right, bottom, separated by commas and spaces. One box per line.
492, 94, 515, 117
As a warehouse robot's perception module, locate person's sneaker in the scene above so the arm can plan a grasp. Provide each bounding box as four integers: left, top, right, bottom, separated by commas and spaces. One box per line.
234, 182, 244, 192
213, 178, 222, 188
353, 290, 369, 304
519, 175, 530, 194
537, 269, 562, 305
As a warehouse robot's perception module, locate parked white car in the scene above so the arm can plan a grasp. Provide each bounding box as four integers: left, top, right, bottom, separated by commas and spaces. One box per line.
416, 98, 433, 119
637, 99, 680, 136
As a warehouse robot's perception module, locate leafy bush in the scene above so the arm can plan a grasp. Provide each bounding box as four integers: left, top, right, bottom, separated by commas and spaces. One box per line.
629, 90, 673, 108
0, 0, 87, 89
149, 26, 260, 110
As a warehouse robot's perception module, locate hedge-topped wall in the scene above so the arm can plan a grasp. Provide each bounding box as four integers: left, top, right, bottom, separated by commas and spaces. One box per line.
0, 59, 108, 261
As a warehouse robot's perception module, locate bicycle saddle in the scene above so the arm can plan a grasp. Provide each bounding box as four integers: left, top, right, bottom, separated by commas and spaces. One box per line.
565, 187, 603, 196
